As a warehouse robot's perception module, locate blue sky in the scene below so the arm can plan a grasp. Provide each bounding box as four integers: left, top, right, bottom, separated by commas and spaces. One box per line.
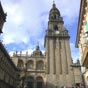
0, 0, 81, 62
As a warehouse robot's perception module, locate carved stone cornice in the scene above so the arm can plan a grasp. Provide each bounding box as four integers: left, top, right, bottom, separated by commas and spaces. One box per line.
45, 35, 70, 39
76, 0, 87, 47
81, 42, 88, 66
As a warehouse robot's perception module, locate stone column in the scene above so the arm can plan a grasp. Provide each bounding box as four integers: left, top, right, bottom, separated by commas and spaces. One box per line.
60, 39, 66, 74
46, 38, 50, 74
49, 38, 54, 74
53, 39, 56, 74
60, 39, 66, 85
55, 38, 62, 75
65, 39, 75, 84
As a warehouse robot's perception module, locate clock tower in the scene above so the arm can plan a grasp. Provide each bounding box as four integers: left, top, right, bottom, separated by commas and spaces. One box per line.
45, 2, 75, 88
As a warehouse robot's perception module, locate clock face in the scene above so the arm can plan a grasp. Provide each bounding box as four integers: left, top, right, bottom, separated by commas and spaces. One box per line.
55, 30, 60, 34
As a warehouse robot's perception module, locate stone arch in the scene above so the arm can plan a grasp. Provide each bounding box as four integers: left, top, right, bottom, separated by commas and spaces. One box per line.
36, 60, 44, 70
17, 59, 24, 70
27, 60, 34, 69
27, 76, 34, 88
36, 76, 44, 88
54, 25, 58, 30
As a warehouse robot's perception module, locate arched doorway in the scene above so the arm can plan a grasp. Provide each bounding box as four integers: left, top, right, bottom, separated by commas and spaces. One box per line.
36, 76, 44, 88
27, 76, 34, 88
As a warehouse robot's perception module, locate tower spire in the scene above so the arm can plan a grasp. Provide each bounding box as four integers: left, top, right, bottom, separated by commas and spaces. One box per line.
52, 0, 56, 8
53, 0, 55, 4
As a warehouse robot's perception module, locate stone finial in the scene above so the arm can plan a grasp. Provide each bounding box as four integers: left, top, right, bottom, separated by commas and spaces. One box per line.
77, 59, 80, 64
16, 51, 18, 56
20, 51, 22, 56
13, 52, 15, 56
26, 51, 28, 56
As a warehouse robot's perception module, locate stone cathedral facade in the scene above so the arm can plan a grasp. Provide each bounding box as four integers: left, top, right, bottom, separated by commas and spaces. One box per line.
12, 3, 83, 88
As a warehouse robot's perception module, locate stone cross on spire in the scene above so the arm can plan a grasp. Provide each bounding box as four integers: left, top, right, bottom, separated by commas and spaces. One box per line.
52, 0, 56, 8
53, 0, 55, 4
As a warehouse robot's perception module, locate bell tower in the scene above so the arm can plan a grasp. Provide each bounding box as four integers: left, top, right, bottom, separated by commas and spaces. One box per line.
45, 2, 75, 88
48, 2, 64, 33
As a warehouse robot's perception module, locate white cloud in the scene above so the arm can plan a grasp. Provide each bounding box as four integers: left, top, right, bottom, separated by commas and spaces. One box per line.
70, 43, 80, 62
0, 0, 81, 61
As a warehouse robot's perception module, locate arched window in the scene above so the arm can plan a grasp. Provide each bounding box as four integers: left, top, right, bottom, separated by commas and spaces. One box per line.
27, 76, 34, 88
54, 15, 56, 19
27, 60, 34, 69
17, 60, 24, 70
36, 76, 44, 88
54, 25, 58, 30
36, 61, 44, 70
